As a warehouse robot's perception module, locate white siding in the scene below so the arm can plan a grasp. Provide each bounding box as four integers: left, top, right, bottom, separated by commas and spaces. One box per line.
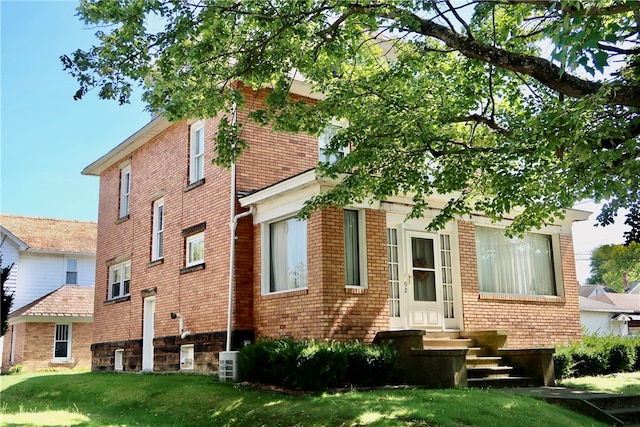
1, 239, 19, 298
581, 311, 628, 336
11, 252, 96, 312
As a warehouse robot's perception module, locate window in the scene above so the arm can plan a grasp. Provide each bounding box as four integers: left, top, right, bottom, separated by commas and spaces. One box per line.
387, 228, 400, 318
180, 344, 194, 370
344, 210, 366, 287
66, 258, 78, 284
268, 217, 307, 293
475, 227, 557, 296
186, 232, 204, 267
54, 324, 71, 360
151, 198, 164, 261
109, 261, 131, 299
119, 165, 131, 218
319, 122, 349, 164
190, 121, 205, 183
114, 349, 124, 371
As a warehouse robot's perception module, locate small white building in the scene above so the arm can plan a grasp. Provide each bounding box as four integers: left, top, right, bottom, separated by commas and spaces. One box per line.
579, 296, 632, 336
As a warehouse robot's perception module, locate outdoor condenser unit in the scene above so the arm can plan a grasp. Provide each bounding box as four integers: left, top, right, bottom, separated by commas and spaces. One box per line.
219, 351, 239, 382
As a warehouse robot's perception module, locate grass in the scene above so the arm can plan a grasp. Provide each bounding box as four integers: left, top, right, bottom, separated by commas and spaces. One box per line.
559, 371, 640, 395
0, 371, 611, 427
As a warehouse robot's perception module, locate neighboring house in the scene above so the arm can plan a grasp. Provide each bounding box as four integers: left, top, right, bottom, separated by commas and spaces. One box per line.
579, 296, 632, 336
1, 286, 94, 371
82, 84, 590, 373
578, 284, 617, 298
0, 214, 97, 310
0, 214, 97, 370
591, 293, 640, 335
626, 282, 640, 295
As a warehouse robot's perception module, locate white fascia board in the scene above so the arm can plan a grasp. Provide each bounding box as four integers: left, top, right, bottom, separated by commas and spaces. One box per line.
82, 115, 173, 176
9, 315, 93, 325
0, 227, 29, 251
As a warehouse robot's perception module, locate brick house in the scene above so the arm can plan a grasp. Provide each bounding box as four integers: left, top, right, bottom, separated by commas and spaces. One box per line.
2, 286, 94, 371
83, 84, 589, 373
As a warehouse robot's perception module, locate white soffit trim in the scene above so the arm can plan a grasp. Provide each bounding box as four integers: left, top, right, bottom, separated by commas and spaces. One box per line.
82, 115, 173, 176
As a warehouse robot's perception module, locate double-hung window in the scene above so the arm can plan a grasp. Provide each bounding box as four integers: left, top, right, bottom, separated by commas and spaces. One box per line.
344, 210, 367, 287
190, 121, 205, 183
109, 261, 131, 299
475, 226, 557, 296
54, 324, 71, 361
66, 258, 78, 284
186, 232, 204, 267
318, 121, 349, 164
119, 165, 131, 218
151, 198, 164, 261
267, 217, 307, 293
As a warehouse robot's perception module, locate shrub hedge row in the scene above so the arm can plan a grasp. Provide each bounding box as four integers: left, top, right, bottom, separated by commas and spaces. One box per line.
238, 338, 399, 390
554, 333, 640, 379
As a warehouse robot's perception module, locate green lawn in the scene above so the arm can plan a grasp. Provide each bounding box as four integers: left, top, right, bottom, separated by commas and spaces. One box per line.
559, 371, 640, 395
0, 371, 611, 427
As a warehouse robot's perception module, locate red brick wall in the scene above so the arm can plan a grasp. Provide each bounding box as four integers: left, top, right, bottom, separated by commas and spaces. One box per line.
458, 221, 582, 348
252, 208, 389, 343
1, 322, 92, 372
92, 87, 318, 361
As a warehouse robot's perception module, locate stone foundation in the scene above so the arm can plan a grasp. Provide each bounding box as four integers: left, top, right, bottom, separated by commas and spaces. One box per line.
91, 330, 253, 373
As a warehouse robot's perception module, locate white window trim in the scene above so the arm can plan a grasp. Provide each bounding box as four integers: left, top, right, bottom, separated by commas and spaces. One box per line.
53, 323, 72, 362
186, 232, 205, 267
151, 198, 164, 261
260, 214, 308, 295
119, 165, 131, 218
344, 209, 368, 288
65, 257, 78, 285
189, 121, 205, 184
109, 260, 131, 300
475, 226, 563, 297
319, 119, 350, 164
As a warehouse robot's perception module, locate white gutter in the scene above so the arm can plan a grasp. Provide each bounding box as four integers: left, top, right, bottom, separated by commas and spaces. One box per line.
225, 103, 254, 352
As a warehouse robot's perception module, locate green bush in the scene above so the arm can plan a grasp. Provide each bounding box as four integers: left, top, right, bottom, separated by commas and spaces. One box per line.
554, 333, 640, 379
8, 364, 25, 374
239, 338, 398, 390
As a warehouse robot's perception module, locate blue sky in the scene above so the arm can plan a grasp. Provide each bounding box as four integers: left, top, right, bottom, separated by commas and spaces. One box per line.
0, 1, 628, 283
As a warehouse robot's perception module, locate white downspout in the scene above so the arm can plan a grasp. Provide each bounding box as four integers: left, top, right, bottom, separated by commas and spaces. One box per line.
225, 102, 254, 352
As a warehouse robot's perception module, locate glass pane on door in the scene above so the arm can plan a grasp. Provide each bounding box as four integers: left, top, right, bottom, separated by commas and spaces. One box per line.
412, 237, 436, 302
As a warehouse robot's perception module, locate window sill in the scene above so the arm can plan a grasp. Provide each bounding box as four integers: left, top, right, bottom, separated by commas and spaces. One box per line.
147, 259, 164, 268
180, 263, 205, 274
345, 286, 368, 294
50, 359, 73, 365
262, 288, 309, 299
115, 215, 130, 225
184, 178, 205, 192
478, 293, 565, 304
103, 295, 131, 305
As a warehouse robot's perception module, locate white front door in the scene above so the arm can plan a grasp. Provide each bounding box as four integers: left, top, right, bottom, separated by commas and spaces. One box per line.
142, 296, 155, 372
406, 232, 443, 329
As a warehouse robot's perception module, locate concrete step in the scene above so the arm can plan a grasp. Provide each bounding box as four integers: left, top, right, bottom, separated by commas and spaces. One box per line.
606, 406, 640, 425
423, 338, 475, 348
466, 356, 503, 366
467, 365, 518, 379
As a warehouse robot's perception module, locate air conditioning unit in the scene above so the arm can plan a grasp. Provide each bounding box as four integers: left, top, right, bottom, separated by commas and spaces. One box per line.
219, 351, 239, 382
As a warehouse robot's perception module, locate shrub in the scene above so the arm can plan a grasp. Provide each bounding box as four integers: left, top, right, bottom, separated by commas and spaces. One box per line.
239, 338, 398, 390
554, 333, 640, 379
8, 364, 24, 374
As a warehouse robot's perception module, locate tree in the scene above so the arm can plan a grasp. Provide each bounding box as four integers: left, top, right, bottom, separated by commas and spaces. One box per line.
63, 1, 640, 235
623, 201, 640, 245
587, 242, 640, 292
1, 259, 14, 336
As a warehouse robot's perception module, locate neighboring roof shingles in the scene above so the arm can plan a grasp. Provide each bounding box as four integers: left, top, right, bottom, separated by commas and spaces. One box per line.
579, 296, 633, 313
10, 285, 94, 318
592, 293, 640, 313
0, 214, 97, 254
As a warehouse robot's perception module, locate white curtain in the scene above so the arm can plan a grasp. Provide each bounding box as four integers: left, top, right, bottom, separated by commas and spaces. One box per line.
344, 210, 360, 286
475, 227, 555, 295
270, 218, 307, 292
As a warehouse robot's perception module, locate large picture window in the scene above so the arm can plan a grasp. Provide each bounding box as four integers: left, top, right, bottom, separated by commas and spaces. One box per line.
268, 217, 307, 293
475, 227, 557, 296
109, 261, 131, 299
